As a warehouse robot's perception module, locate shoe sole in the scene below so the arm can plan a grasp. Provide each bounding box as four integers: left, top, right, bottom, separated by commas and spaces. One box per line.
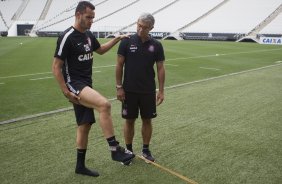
121, 159, 133, 166
141, 155, 155, 164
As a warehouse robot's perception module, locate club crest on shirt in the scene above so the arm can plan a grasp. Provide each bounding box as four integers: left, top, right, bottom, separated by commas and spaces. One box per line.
148, 45, 154, 52
130, 44, 138, 52
84, 44, 90, 52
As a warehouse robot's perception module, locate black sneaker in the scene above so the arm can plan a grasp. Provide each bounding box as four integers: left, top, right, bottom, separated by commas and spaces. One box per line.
121, 159, 133, 166
141, 150, 155, 163
121, 149, 134, 166
111, 146, 135, 162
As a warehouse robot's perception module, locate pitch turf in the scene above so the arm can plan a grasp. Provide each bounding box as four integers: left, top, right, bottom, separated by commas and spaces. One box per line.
0, 37, 282, 183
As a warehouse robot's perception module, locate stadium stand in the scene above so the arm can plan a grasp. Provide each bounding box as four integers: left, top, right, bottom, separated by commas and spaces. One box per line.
182, 0, 282, 41
0, 0, 281, 42
18, 0, 48, 21
93, 0, 177, 33
33, 0, 104, 32
0, 0, 22, 31
259, 5, 282, 35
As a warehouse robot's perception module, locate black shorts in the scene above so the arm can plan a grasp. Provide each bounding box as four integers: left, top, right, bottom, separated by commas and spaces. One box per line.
73, 103, 96, 125
67, 81, 96, 125
66, 81, 91, 95
122, 92, 157, 119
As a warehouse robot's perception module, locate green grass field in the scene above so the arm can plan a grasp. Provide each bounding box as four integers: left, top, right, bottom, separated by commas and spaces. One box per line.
0, 37, 282, 183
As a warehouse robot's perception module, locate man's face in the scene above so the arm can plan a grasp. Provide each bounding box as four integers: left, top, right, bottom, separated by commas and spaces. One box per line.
137, 20, 153, 38
77, 7, 95, 30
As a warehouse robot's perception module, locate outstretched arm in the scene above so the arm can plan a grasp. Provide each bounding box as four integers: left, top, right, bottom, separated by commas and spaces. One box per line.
95, 34, 129, 55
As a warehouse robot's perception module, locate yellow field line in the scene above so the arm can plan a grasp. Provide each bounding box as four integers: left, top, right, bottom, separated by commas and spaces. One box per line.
137, 155, 198, 184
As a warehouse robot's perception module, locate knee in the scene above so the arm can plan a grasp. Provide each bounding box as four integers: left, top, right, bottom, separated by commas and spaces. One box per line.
100, 100, 111, 113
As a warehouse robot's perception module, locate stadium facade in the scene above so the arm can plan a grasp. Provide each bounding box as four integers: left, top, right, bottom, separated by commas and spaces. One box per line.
0, 0, 281, 43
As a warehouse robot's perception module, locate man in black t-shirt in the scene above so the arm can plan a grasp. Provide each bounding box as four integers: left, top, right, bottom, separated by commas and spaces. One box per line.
52, 1, 134, 177
116, 13, 165, 164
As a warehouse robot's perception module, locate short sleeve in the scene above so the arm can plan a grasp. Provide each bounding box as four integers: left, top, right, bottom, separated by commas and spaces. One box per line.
92, 35, 101, 51
156, 42, 165, 62
117, 38, 129, 57
54, 33, 70, 61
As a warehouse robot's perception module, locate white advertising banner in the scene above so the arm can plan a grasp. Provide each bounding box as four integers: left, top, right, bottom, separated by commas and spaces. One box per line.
259, 37, 282, 45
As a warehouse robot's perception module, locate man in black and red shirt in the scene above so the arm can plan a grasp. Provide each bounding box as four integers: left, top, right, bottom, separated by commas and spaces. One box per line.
52, 1, 134, 177
116, 13, 165, 164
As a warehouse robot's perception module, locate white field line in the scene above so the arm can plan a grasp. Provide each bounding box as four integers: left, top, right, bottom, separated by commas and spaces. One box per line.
29, 71, 101, 81
29, 76, 53, 81
166, 48, 282, 61
93, 64, 115, 69
0, 83, 4, 85
165, 64, 179, 67
275, 61, 282, 63
0, 72, 52, 79
1, 48, 281, 80
0, 107, 73, 125
164, 63, 282, 90
199, 67, 220, 71
1, 62, 281, 125
0, 65, 108, 80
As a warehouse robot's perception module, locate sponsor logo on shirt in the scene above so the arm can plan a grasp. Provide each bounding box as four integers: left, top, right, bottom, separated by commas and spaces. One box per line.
130, 44, 138, 52
78, 53, 93, 61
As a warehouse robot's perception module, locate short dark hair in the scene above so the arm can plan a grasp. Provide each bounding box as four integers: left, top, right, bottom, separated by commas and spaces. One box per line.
75, 1, 95, 14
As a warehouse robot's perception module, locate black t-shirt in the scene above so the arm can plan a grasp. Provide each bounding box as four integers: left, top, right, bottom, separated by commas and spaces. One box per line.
117, 34, 165, 93
54, 26, 100, 86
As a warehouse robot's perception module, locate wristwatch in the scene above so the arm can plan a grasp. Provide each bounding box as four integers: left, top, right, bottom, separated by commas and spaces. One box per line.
116, 84, 123, 89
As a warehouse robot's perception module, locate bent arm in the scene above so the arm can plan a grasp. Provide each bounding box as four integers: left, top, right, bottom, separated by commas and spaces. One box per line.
52, 57, 69, 95
95, 35, 129, 55
52, 57, 80, 104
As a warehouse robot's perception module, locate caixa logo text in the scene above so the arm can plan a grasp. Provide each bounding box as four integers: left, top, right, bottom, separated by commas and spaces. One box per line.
260, 37, 282, 45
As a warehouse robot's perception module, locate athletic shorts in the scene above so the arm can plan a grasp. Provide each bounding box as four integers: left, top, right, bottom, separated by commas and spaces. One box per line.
67, 81, 96, 125
122, 92, 157, 119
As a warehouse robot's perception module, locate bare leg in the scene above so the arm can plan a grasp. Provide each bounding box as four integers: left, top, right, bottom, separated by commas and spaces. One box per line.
76, 123, 91, 149
141, 118, 155, 162
78, 86, 114, 138
142, 118, 152, 145
77, 87, 135, 163
124, 119, 136, 145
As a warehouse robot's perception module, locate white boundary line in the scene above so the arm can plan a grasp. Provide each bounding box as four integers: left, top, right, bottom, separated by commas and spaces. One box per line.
1, 48, 281, 80
0, 72, 52, 79
166, 48, 282, 61
199, 67, 220, 71
165, 64, 179, 67
29, 76, 53, 81
1, 63, 282, 125
93, 64, 115, 69
0, 107, 73, 125
165, 63, 282, 90
0, 66, 107, 80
